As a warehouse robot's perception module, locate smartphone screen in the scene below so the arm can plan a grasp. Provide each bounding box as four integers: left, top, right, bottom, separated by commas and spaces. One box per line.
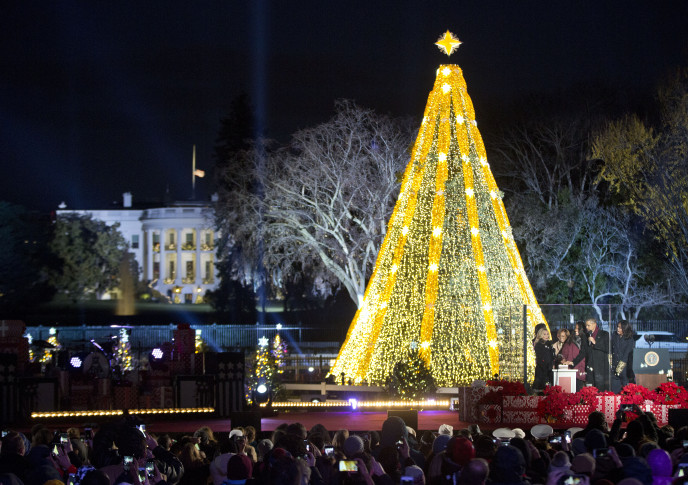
593, 448, 608, 458
67, 474, 77, 485
564, 431, 571, 444
60, 433, 69, 444
138, 468, 147, 483
123, 455, 134, 472
52, 445, 59, 456
324, 446, 334, 456
146, 460, 155, 478
339, 460, 358, 472
400, 477, 414, 484
678, 464, 688, 477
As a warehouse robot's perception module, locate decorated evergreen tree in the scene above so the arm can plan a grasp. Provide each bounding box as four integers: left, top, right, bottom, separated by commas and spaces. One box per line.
331, 32, 548, 387
272, 332, 288, 375
113, 328, 133, 371
246, 336, 276, 405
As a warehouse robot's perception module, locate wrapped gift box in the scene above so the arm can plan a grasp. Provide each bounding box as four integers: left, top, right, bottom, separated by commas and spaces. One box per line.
649, 404, 680, 426
503, 395, 540, 410
478, 404, 502, 423
569, 405, 594, 425
595, 395, 622, 424
502, 410, 541, 424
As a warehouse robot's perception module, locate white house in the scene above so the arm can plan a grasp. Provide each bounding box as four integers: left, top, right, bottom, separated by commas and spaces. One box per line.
56, 192, 220, 303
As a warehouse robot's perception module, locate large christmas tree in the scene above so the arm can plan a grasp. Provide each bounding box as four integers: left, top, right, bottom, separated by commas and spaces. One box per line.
331, 32, 548, 387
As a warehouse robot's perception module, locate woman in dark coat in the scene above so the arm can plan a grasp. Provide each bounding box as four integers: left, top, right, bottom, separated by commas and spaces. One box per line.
611, 320, 635, 393
532, 324, 554, 391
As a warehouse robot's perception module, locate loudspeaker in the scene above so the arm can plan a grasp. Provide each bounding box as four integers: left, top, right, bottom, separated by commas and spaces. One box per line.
668, 408, 688, 429
230, 412, 261, 434
387, 409, 418, 432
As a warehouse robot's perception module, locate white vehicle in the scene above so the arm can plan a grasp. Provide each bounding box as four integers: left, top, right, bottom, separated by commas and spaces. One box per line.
634, 331, 688, 353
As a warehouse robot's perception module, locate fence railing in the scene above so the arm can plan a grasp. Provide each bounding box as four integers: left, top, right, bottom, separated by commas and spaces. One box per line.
24, 324, 342, 353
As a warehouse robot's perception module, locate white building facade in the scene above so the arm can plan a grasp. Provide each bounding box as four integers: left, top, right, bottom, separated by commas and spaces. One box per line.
57, 193, 219, 303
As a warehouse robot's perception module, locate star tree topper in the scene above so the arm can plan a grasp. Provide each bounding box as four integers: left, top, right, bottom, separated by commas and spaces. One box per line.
435, 30, 461, 56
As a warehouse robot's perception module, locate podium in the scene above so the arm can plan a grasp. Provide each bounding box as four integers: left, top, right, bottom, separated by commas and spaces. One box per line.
553, 366, 578, 393
632, 348, 669, 389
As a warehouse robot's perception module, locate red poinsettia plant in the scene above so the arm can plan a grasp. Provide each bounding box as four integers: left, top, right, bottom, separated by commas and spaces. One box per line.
654, 382, 688, 406
537, 385, 577, 420
620, 383, 658, 405
573, 386, 599, 406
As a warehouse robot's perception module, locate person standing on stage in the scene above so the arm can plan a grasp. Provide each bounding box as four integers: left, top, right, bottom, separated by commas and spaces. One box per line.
570, 318, 610, 391
532, 323, 554, 392
611, 320, 635, 393
561, 321, 586, 391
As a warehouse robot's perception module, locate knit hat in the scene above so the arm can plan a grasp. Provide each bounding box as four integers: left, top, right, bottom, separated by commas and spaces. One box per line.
433, 434, 451, 455
227, 453, 253, 480
343, 435, 365, 457
449, 437, 475, 466
438, 424, 453, 436
571, 453, 595, 475
530, 424, 554, 440
583, 429, 606, 452
403, 465, 425, 485
550, 451, 572, 472
571, 437, 587, 456
512, 428, 525, 439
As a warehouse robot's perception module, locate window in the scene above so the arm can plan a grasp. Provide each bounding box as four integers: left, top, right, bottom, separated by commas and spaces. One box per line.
186, 233, 193, 244
153, 262, 160, 279
132, 234, 139, 249
153, 233, 160, 244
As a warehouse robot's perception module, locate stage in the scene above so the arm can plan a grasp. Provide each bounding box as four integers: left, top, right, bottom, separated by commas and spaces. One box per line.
24, 410, 470, 436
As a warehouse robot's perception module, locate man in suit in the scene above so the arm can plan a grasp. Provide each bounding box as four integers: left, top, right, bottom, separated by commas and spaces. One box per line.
570, 318, 610, 391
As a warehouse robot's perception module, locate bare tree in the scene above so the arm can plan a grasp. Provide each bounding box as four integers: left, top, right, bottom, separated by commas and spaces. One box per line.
214, 100, 413, 308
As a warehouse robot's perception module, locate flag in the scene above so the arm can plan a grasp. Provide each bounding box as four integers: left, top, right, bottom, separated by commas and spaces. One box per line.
193, 169, 205, 178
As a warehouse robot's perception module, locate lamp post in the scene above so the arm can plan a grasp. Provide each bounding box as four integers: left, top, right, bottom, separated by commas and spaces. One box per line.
568, 279, 574, 325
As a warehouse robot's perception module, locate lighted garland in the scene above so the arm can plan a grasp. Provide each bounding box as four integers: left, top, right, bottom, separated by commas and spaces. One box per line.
330, 57, 547, 387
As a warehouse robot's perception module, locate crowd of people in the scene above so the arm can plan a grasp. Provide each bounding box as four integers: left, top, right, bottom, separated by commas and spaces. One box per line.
533, 318, 637, 393
1, 404, 687, 485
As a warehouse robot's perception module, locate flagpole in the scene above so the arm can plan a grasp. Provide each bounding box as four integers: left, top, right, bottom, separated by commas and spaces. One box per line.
192, 144, 196, 200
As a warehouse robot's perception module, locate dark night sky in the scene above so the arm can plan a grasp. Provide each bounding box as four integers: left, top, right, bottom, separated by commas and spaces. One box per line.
2, 1, 687, 212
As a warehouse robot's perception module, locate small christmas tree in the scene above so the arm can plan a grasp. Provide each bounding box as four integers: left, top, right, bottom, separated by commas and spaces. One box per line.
386, 349, 437, 400
113, 328, 133, 371
246, 336, 277, 405
272, 333, 288, 375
